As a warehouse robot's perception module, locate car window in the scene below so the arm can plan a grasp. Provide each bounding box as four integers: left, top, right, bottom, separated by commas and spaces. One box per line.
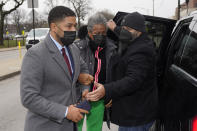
179, 30, 197, 78
172, 23, 197, 78
28, 29, 49, 37
145, 21, 166, 48
173, 25, 190, 65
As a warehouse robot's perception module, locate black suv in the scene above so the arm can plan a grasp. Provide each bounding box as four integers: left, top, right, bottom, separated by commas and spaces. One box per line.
108, 11, 197, 131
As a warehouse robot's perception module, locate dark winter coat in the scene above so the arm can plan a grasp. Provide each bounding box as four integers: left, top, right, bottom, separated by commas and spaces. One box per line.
104, 33, 158, 126
75, 37, 117, 93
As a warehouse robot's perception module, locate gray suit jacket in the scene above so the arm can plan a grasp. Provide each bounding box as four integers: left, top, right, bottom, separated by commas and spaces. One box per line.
20, 33, 88, 131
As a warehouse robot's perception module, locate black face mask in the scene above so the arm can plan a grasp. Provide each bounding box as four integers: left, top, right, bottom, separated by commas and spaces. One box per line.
119, 28, 133, 44
60, 31, 76, 46
118, 28, 138, 55
93, 34, 106, 47
56, 25, 76, 46
89, 35, 106, 51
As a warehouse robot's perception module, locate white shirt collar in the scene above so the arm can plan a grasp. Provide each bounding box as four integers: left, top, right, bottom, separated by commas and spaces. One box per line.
49, 34, 64, 52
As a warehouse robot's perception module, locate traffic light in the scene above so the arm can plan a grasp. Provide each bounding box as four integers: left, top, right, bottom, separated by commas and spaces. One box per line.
186, 0, 189, 4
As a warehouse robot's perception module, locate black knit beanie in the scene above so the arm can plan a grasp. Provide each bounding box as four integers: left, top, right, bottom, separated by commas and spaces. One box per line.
121, 12, 146, 33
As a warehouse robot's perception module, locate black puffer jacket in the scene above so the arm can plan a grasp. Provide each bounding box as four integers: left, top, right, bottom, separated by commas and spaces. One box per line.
104, 33, 158, 126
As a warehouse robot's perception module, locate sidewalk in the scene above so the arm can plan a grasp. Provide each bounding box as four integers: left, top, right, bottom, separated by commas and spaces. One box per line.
0, 58, 22, 81
0, 46, 25, 52
0, 48, 25, 81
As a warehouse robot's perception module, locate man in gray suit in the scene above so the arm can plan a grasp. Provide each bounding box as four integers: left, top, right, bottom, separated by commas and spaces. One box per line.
20, 6, 91, 131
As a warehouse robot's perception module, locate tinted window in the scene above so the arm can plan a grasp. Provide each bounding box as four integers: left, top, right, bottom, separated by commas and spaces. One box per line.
173, 25, 190, 65
172, 23, 197, 78
179, 31, 197, 78
145, 21, 166, 48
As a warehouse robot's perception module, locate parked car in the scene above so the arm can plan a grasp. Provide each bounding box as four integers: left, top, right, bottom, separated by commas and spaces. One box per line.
109, 11, 197, 131
26, 28, 49, 50
3, 34, 15, 40
14, 34, 24, 40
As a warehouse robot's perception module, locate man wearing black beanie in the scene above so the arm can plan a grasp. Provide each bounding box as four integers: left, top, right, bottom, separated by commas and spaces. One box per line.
86, 12, 158, 131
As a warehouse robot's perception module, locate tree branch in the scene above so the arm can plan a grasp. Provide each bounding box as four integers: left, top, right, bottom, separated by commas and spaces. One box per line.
4, 0, 24, 15
67, 0, 91, 27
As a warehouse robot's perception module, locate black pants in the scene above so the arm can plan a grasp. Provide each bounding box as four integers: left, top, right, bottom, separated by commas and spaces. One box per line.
74, 123, 78, 131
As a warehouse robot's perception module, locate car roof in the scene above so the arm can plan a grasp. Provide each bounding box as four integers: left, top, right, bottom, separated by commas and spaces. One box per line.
189, 10, 197, 17
171, 10, 197, 34
176, 10, 197, 22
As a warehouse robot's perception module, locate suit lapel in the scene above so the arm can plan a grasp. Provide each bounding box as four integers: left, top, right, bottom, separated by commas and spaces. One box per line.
44, 33, 72, 82
52, 52, 72, 81
68, 45, 78, 83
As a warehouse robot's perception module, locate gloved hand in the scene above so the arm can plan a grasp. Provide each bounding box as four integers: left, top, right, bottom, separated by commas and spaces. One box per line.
78, 73, 94, 86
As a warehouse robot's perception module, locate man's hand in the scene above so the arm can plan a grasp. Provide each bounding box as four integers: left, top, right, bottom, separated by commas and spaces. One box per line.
78, 73, 94, 86
107, 19, 117, 31
66, 105, 89, 123
82, 89, 89, 101
86, 82, 105, 101
105, 99, 112, 108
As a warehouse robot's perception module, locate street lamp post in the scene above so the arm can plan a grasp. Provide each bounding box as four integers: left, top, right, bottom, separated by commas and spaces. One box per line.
27, 0, 38, 44
32, 0, 35, 43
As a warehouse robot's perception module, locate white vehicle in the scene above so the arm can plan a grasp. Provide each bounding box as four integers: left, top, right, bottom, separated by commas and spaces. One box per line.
26, 28, 49, 50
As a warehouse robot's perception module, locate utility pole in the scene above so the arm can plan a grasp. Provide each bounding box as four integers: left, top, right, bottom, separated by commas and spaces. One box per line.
27, 0, 38, 43
153, 0, 155, 16
32, 0, 35, 42
178, 0, 180, 20
186, 0, 189, 15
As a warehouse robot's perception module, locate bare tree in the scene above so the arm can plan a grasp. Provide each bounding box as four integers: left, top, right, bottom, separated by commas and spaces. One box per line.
98, 9, 115, 21
67, 0, 91, 28
0, 0, 25, 45
20, 9, 48, 32
44, 0, 91, 28
34, 14, 48, 28
44, 0, 67, 15
46, 0, 58, 9
11, 8, 26, 34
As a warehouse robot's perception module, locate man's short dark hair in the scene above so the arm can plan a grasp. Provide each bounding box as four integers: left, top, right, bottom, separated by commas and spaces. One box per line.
48, 6, 76, 27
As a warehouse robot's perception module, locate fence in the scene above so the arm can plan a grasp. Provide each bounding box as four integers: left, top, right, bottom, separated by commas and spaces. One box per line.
2, 37, 26, 48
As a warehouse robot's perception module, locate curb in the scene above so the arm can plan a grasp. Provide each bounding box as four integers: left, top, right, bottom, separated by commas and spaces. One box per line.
0, 47, 25, 52
0, 71, 21, 81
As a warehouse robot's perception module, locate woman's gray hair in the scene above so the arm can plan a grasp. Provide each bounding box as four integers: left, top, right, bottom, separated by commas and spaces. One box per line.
87, 13, 107, 32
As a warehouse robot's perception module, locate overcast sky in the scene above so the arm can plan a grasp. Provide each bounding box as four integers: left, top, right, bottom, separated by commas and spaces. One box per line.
14, 0, 185, 22
90, 0, 185, 18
